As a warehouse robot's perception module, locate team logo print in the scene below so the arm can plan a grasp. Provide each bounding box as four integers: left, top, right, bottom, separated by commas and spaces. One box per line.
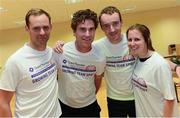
29, 67, 34, 72
63, 59, 67, 64
85, 65, 96, 70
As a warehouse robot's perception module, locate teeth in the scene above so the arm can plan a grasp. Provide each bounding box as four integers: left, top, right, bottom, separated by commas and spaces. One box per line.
83, 39, 90, 41
131, 46, 137, 50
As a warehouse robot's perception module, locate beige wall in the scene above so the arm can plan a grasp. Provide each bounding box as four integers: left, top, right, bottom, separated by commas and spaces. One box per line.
0, 6, 180, 71
122, 6, 180, 56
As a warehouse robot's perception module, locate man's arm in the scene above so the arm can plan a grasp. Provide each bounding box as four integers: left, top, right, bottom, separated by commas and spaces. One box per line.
94, 73, 104, 94
167, 60, 180, 78
0, 89, 14, 117
163, 99, 175, 117
175, 65, 180, 78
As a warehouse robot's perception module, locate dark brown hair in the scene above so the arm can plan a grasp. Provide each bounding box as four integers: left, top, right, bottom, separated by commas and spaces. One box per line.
99, 6, 122, 28
71, 9, 98, 32
126, 23, 155, 51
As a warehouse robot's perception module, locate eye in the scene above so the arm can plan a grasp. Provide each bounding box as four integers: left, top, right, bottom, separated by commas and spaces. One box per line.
102, 24, 110, 29
128, 38, 132, 42
43, 26, 50, 31
79, 27, 86, 32
89, 27, 95, 32
135, 38, 140, 41
33, 27, 41, 32
112, 21, 120, 27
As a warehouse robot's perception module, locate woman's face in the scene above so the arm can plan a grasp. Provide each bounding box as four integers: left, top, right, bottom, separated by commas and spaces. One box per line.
127, 29, 148, 58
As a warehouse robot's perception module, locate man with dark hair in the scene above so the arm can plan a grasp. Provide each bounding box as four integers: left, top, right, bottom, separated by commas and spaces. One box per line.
54, 9, 105, 117
0, 8, 61, 117
94, 6, 136, 117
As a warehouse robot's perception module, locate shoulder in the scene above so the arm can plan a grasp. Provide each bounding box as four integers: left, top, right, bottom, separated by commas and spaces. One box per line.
92, 45, 106, 61
93, 37, 107, 46
121, 33, 128, 43
2, 49, 24, 75
7, 46, 26, 64
63, 41, 74, 49
151, 52, 169, 68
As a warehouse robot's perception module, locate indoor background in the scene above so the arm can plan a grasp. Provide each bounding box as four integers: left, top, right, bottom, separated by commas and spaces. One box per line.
0, 0, 180, 117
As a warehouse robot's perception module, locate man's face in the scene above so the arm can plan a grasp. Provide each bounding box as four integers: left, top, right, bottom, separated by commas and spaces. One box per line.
100, 12, 122, 44
74, 19, 95, 52
25, 14, 52, 50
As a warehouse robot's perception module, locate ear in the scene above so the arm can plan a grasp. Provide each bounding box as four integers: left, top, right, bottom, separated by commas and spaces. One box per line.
25, 25, 29, 32
120, 21, 123, 27
50, 24, 52, 30
73, 30, 76, 36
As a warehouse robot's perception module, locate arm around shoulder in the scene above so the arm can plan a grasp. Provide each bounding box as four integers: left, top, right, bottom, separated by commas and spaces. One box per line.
0, 89, 14, 117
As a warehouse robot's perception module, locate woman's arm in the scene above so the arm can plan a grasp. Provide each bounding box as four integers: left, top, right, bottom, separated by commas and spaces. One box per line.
163, 99, 175, 117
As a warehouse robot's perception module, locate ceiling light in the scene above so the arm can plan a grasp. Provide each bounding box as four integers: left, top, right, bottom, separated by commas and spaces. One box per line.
65, 0, 83, 4
0, 6, 8, 13
122, 6, 136, 12
14, 20, 25, 25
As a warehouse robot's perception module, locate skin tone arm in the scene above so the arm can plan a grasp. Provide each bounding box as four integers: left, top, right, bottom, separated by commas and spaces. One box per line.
167, 60, 180, 78
94, 73, 104, 94
0, 89, 14, 117
163, 99, 175, 117
176, 66, 180, 79
53, 40, 65, 53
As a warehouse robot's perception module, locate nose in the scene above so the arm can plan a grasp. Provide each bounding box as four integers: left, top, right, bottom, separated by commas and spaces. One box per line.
40, 28, 45, 35
131, 40, 136, 46
128, 39, 135, 46
85, 30, 90, 37
109, 25, 115, 32
130, 40, 134, 45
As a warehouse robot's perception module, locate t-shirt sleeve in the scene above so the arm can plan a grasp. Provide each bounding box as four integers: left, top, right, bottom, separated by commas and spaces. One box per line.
96, 55, 106, 76
52, 51, 63, 70
156, 62, 176, 100
0, 58, 20, 91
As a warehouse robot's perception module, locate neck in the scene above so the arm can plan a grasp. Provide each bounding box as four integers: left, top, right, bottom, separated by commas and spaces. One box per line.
139, 50, 152, 58
109, 34, 122, 44
109, 38, 121, 44
28, 42, 46, 51
75, 42, 91, 53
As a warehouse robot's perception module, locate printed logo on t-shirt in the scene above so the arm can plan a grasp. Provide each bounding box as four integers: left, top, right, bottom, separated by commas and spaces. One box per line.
29, 67, 34, 72
62, 59, 96, 78
29, 61, 56, 83
132, 73, 147, 91
106, 55, 135, 68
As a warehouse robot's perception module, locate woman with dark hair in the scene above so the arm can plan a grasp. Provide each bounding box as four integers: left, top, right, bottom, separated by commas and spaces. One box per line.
126, 23, 179, 117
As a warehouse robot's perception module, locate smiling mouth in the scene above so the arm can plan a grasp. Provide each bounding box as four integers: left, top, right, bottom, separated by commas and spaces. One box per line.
83, 38, 92, 41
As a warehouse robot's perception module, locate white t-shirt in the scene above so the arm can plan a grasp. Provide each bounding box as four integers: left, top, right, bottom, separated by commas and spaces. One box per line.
93, 34, 136, 100
54, 41, 106, 108
132, 52, 179, 117
0, 44, 61, 117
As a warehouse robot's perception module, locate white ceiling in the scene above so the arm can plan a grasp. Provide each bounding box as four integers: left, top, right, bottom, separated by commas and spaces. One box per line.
0, 0, 180, 30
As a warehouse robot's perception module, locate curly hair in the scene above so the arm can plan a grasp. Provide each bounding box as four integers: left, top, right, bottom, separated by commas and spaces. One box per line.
71, 9, 98, 32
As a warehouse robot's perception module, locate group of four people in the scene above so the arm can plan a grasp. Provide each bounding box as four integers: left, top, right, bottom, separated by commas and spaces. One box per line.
0, 5, 179, 117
